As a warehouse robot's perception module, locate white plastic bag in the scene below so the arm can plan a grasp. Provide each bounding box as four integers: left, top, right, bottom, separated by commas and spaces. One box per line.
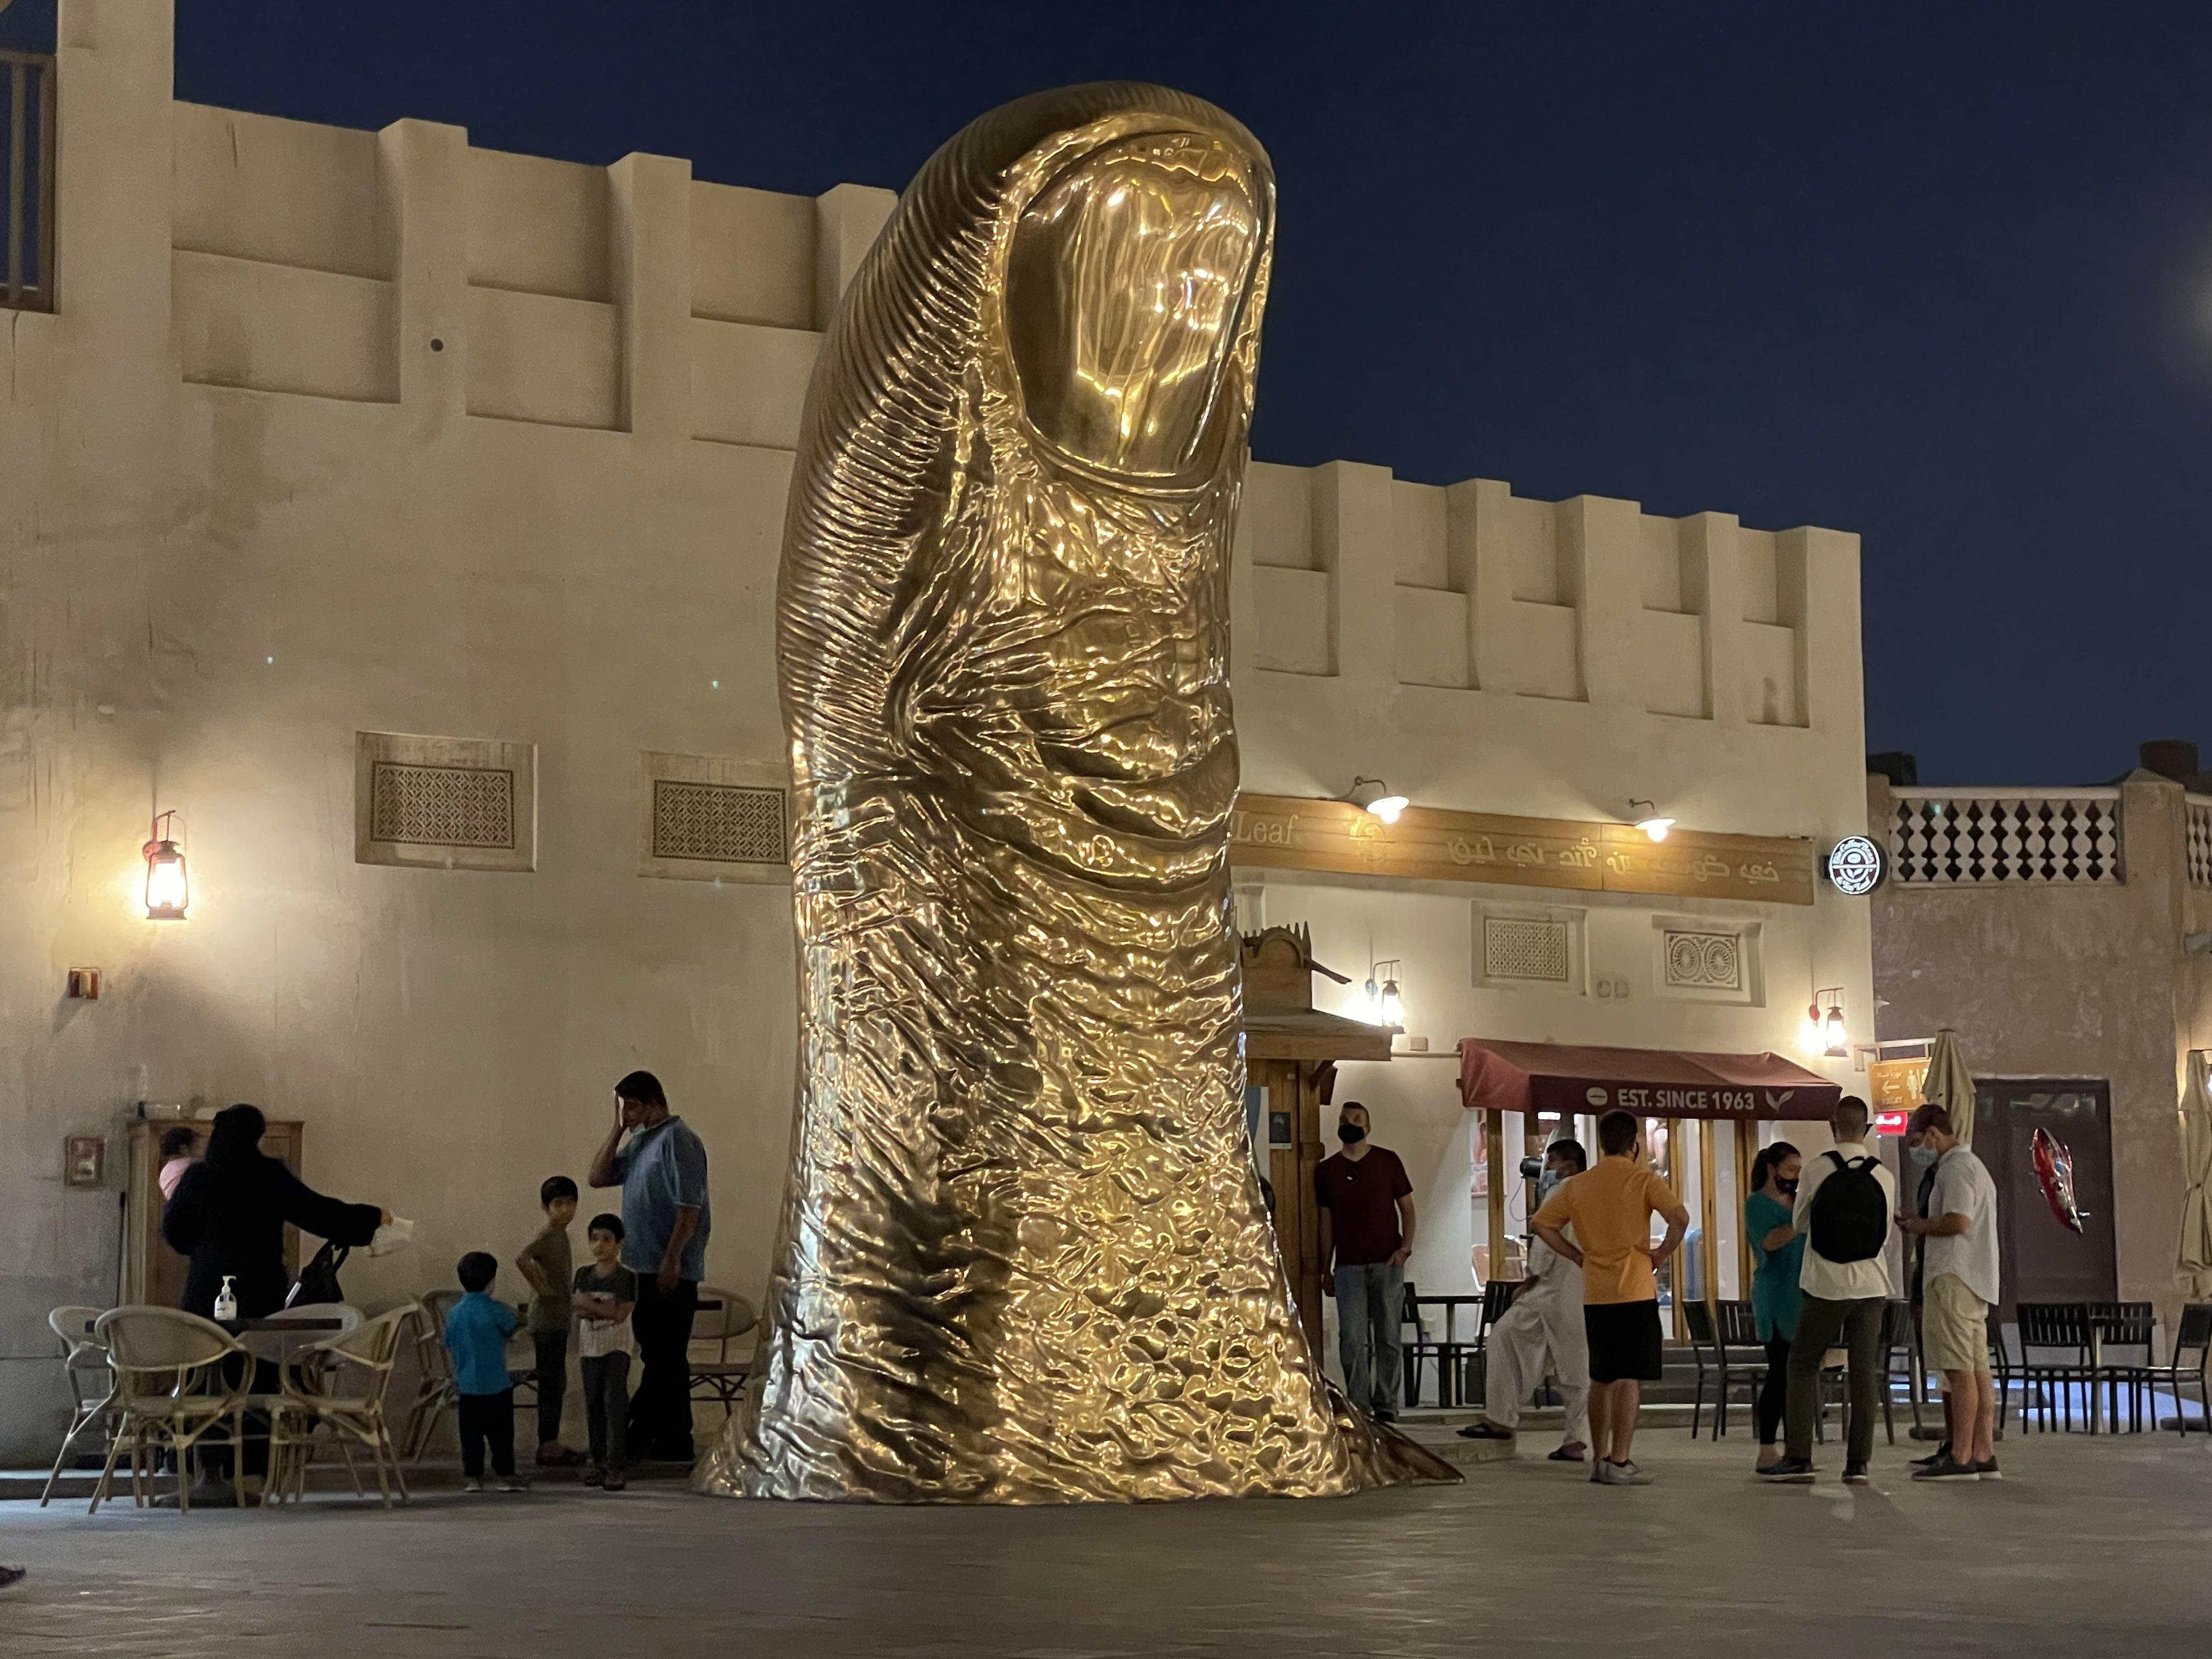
364, 1216, 416, 1257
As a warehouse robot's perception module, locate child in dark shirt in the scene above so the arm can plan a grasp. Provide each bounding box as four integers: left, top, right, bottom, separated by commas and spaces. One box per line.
571, 1214, 640, 1491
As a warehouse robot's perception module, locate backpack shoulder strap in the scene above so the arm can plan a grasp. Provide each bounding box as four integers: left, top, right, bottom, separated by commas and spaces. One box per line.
1826, 1150, 1848, 1172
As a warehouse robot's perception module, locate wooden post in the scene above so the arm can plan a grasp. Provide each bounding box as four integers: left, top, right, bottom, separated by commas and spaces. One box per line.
1484, 1108, 1506, 1285
1296, 1062, 1326, 1358
1734, 1121, 1758, 1297
1698, 1118, 1720, 1309
1664, 1119, 1686, 1341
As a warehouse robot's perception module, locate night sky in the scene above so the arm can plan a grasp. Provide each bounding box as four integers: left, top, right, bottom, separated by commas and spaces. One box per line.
16, 2, 2212, 784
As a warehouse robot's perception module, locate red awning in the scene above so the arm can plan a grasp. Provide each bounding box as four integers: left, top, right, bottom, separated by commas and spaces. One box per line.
1458, 1039, 1841, 1122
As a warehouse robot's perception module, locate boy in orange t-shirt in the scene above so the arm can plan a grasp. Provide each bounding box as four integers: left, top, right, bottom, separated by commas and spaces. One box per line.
1531, 1108, 1689, 1486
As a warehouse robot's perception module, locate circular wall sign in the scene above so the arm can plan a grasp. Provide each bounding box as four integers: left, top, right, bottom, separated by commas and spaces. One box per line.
1826, 835, 1884, 895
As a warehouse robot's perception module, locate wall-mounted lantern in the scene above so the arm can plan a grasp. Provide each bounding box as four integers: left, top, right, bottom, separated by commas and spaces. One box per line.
143, 811, 189, 921
1804, 989, 1847, 1058
1344, 777, 1408, 824
1363, 958, 1404, 1029
1628, 799, 1675, 843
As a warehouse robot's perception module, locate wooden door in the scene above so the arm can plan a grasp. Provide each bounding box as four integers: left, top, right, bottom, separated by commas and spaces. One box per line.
126, 1118, 306, 1307
1971, 1081, 2116, 1316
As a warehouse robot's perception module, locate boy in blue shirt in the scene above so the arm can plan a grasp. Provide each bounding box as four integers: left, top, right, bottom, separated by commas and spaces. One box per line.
444, 1252, 528, 1492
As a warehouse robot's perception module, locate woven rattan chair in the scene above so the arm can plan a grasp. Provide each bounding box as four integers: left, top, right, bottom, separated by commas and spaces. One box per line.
41, 1306, 116, 1507
267, 1306, 414, 1506
400, 1289, 461, 1462
89, 1307, 253, 1514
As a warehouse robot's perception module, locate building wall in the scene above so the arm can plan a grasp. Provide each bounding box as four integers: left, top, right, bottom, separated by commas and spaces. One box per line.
1869, 772, 2209, 1336
0, 0, 1874, 1456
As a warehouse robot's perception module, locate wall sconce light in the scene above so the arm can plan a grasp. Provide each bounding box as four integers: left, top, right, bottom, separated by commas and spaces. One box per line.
143, 811, 189, 921
1628, 799, 1675, 843
1363, 959, 1404, 1028
1804, 989, 1847, 1058
1345, 777, 1408, 824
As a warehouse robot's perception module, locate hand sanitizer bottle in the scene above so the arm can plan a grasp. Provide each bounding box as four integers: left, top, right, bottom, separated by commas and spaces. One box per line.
213, 1276, 238, 1323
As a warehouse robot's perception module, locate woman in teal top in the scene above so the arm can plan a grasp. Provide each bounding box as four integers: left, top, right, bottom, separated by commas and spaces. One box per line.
1745, 1141, 1804, 1473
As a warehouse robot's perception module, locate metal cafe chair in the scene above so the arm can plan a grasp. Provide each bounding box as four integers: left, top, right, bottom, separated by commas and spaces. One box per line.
267, 1306, 414, 1507
41, 1305, 117, 1507
89, 1307, 255, 1514
2086, 1301, 2157, 1433
2158, 1303, 2212, 1435
2016, 1302, 2099, 1432
1683, 1300, 1764, 1440
1398, 1282, 1487, 1409
690, 1289, 760, 1413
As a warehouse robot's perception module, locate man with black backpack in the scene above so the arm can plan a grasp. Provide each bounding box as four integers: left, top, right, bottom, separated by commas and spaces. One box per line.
1762, 1095, 1895, 1484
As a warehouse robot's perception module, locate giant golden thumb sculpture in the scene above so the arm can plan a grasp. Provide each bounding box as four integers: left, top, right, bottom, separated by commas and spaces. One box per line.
697, 83, 1452, 1502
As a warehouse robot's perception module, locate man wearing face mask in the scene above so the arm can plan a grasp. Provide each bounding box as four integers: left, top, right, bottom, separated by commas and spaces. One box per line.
1315, 1101, 1417, 1423
1897, 1104, 2001, 1481
1457, 1139, 1592, 1460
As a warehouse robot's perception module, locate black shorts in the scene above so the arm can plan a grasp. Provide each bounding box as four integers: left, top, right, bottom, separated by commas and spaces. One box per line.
1584, 1300, 1664, 1384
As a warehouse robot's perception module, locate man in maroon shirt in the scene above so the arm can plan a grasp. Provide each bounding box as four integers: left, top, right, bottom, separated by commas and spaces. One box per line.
1314, 1101, 1418, 1422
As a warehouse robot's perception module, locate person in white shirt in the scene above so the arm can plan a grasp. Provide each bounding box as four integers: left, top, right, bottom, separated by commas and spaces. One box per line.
1763, 1096, 1896, 1484
1456, 1139, 1593, 1461
1897, 1103, 2001, 1481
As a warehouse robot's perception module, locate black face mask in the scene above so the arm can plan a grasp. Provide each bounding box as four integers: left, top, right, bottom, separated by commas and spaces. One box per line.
1777, 1177, 1799, 1198
1338, 1124, 1367, 1145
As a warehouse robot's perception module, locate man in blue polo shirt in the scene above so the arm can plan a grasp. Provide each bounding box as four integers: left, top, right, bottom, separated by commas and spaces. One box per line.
588, 1069, 712, 1463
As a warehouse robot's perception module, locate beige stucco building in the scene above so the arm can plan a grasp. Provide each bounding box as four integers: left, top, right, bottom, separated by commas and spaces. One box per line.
1, 0, 1877, 1458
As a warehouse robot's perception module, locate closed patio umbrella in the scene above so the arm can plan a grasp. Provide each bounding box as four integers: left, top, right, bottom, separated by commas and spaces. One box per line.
2179, 1052, 2212, 1300
1921, 1027, 1977, 1144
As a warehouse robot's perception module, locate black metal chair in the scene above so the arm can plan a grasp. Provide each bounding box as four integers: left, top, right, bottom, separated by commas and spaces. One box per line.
1683, 1300, 1765, 1440
1400, 1283, 1491, 1409
2016, 1302, 2098, 1432
1988, 1310, 2018, 1435
1870, 1297, 1914, 1446
2086, 1301, 2157, 1432
2159, 1302, 2212, 1435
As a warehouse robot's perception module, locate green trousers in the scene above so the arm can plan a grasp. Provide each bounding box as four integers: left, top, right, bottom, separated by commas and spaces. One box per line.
1785, 1294, 1884, 1463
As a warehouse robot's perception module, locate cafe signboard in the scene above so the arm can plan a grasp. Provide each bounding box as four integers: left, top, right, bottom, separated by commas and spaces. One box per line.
1229, 793, 1815, 906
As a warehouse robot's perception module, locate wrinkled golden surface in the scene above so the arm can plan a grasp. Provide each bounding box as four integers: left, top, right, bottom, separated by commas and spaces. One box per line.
697, 83, 1453, 1503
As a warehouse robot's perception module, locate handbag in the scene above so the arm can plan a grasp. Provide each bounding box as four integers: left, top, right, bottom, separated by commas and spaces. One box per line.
287, 1240, 349, 1307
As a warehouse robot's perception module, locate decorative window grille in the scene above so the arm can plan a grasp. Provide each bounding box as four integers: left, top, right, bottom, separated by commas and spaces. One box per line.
369, 763, 516, 848
2188, 798, 2212, 888
1661, 929, 1742, 991
1888, 792, 2121, 885
639, 752, 791, 883
355, 732, 537, 872
1482, 916, 1571, 983
651, 780, 786, 865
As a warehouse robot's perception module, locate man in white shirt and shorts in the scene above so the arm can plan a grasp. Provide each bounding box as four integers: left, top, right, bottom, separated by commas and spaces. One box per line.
1898, 1103, 2002, 1481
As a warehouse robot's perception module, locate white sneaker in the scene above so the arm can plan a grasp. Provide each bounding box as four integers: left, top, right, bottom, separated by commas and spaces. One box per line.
1599, 1459, 1656, 1486
460, 1477, 483, 1493
497, 1476, 529, 1493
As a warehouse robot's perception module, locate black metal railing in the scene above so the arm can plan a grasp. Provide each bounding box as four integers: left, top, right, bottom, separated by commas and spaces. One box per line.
2, 48, 55, 311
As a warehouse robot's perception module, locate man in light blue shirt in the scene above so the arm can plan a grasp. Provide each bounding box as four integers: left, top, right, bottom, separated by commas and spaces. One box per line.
588, 1070, 711, 1463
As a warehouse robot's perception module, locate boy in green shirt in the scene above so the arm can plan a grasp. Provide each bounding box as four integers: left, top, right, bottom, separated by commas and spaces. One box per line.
515, 1175, 580, 1466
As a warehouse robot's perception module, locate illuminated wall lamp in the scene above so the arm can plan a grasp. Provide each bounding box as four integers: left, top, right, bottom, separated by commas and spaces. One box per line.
1363, 959, 1404, 1029
1345, 776, 1408, 824
143, 811, 189, 921
1805, 989, 1847, 1058
1627, 798, 1675, 843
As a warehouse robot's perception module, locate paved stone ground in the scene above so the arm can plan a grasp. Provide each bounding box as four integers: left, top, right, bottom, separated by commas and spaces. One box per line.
4, 1432, 2208, 1657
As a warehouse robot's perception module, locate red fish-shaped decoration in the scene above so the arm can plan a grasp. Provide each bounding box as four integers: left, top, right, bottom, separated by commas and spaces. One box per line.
2032, 1127, 2085, 1235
